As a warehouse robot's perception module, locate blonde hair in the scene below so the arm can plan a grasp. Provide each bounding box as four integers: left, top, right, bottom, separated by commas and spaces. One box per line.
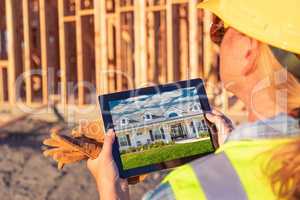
258, 44, 300, 199
266, 138, 300, 200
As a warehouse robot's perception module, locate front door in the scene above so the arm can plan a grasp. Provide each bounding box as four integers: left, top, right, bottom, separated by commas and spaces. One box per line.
170, 124, 187, 140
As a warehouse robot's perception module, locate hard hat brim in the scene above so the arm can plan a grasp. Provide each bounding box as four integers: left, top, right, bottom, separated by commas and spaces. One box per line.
197, 0, 300, 55
197, 0, 220, 10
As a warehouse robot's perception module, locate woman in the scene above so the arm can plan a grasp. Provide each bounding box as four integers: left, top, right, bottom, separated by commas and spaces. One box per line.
87, 0, 300, 199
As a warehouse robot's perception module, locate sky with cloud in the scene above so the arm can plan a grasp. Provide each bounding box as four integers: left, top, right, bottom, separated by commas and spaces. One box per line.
109, 87, 200, 116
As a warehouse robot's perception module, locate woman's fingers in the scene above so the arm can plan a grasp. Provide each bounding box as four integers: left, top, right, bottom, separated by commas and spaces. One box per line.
101, 129, 116, 157
205, 110, 234, 145
211, 109, 223, 116
206, 112, 223, 125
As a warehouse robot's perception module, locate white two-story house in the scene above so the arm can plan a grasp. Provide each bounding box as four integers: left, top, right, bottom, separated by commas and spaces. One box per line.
112, 102, 209, 151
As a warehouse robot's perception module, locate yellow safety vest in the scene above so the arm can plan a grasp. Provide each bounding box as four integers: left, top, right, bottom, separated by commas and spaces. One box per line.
162, 138, 293, 200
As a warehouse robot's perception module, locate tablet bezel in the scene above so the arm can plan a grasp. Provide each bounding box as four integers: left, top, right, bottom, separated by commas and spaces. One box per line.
98, 78, 215, 178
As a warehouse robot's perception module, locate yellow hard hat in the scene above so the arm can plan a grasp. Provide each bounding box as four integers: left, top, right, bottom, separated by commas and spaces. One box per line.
198, 0, 300, 55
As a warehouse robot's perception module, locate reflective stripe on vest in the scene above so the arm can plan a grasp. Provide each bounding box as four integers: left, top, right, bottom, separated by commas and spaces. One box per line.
191, 152, 248, 200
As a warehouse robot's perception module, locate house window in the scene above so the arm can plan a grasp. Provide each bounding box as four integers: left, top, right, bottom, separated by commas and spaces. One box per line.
118, 135, 128, 147
121, 118, 128, 126
136, 141, 142, 146
144, 113, 152, 121
197, 120, 208, 132
190, 104, 201, 112
147, 139, 151, 144
136, 132, 142, 136
168, 112, 178, 118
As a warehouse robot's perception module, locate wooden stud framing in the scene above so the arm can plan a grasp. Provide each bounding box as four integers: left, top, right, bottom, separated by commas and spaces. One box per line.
23, 0, 33, 104
78, 9, 94, 16
134, 0, 147, 87
118, 6, 134, 13
159, 10, 168, 84
203, 10, 212, 78
172, 0, 189, 4
0, 61, 8, 67
5, 0, 16, 104
5, 0, 23, 104
58, 0, 67, 104
63, 16, 76, 22
146, 5, 166, 12
120, 10, 134, 89
94, 0, 108, 94
75, 0, 85, 105
39, 0, 49, 104
147, 6, 156, 83
166, 0, 174, 82
115, 0, 123, 91
189, 0, 198, 79
0, 68, 4, 103
178, 4, 189, 80
0, 0, 226, 110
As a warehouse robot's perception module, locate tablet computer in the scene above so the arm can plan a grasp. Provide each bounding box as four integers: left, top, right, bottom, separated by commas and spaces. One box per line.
98, 79, 215, 178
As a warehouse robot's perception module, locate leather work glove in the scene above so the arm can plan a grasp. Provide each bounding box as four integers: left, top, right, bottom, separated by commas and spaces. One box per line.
42, 120, 147, 184
43, 129, 102, 169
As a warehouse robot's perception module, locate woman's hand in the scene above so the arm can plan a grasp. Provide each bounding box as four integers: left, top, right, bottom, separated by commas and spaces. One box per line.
87, 129, 129, 200
205, 109, 234, 147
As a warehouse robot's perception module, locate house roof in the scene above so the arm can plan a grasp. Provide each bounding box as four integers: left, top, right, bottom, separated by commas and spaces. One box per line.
112, 100, 204, 131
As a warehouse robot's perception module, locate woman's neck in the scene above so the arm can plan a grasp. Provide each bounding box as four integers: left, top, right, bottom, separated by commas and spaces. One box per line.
241, 88, 286, 122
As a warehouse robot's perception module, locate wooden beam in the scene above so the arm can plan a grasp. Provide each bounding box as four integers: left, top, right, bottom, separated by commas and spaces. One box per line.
23, 0, 33, 105
58, 0, 67, 104
197, 9, 204, 78
78, 9, 94, 16
0, 60, 8, 67
94, 0, 108, 94
203, 10, 212, 78
146, 5, 166, 12
134, 0, 147, 87
147, 10, 155, 83
189, 0, 198, 79
115, 0, 123, 91
39, 0, 49, 104
76, 0, 85, 105
44, 0, 60, 98
172, 0, 189, 4
5, 0, 16, 104
158, 11, 168, 83
0, 68, 4, 103
166, 0, 174, 82
5, 0, 22, 104
118, 6, 134, 13
120, 11, 134, 89
63, 16, 76, 22
179, 4, 188, 80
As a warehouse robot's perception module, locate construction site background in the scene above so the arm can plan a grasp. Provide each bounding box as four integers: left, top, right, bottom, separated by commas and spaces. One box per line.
0, 0, 247, 199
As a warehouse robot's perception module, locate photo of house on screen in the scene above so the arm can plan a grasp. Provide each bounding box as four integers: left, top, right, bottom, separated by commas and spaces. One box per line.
109, 87, 210, 151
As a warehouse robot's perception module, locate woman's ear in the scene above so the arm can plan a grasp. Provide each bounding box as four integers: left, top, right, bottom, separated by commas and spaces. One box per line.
241, 38, 259, 76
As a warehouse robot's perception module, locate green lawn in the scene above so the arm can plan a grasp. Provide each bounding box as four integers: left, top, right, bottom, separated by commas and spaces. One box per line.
121, 139, 214, 170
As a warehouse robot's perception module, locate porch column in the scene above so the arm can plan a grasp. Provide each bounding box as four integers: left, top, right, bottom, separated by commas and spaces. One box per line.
184, 120, 191, 138
126, 135, 132, 147
162, 126, 172, 142
193, 119, 200, 138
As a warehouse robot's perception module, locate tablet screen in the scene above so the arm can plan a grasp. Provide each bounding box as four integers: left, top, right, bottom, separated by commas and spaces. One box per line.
108, 86, 214, 170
